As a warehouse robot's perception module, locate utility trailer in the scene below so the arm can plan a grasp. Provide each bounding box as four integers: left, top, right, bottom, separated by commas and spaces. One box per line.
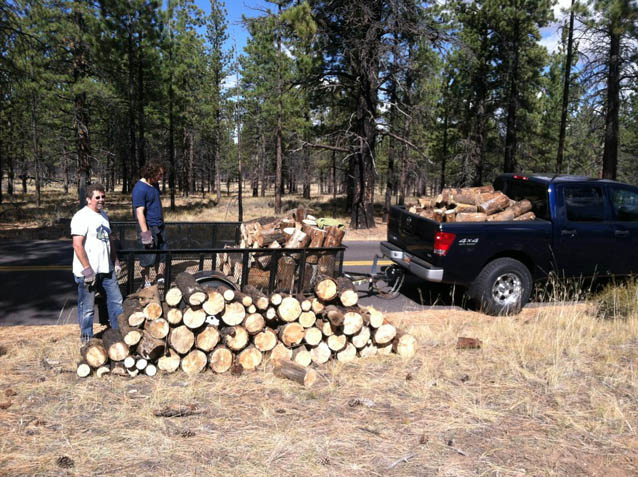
110, 221, 346, 297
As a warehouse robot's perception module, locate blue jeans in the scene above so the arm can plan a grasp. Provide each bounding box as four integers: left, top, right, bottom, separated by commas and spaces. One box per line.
138, 224, 168, 267
75, 270, 123, 341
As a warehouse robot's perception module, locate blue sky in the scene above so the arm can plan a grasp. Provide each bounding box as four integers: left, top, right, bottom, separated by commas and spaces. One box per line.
196, 0, 572, 58
195, 0, 270, 54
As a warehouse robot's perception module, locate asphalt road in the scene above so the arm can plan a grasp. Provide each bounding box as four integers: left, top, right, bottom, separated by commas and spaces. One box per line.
0, 240, 460, 327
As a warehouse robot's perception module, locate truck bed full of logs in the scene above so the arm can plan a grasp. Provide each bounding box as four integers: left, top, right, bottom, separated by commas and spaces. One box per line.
408, 185, 536, 223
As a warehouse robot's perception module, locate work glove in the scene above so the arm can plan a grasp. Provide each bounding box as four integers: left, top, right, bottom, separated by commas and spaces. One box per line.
141, 230, 153, 246
82, 267, 96, 287
114, 259, 122, 276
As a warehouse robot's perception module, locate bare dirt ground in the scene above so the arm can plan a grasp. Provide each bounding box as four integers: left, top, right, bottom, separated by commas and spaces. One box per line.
1, 304, 637, 476
0, 185, 389, 241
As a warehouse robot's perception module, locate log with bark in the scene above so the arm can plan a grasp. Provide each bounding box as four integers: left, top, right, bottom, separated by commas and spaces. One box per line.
175, 272, 207, 306
100, 328, 129, 362
273, 358, 318, 388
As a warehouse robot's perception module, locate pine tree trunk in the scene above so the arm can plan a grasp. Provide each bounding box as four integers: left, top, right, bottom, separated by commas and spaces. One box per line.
602, 27, 620, 180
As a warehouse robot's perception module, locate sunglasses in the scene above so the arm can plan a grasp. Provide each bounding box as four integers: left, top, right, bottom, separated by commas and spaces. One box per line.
93, 195, 106, 200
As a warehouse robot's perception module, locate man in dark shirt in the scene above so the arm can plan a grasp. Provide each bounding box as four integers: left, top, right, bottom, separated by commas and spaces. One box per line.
132, 161, 167, 288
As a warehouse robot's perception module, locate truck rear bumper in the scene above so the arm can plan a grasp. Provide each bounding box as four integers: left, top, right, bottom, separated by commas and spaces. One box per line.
380, 241, 444, 282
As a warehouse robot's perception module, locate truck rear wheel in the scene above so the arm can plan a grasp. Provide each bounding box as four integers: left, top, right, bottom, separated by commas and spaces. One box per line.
468, 258, 532, 316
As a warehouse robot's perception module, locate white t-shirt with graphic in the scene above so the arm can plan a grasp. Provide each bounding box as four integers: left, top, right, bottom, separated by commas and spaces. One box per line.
71, 206, 113, 277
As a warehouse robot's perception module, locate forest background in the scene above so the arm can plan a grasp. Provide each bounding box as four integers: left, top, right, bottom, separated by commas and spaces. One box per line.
1, 0, 637, 229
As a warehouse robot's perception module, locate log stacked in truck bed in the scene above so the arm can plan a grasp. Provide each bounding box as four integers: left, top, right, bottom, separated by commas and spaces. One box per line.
408, 186, 536, 223
218, 207, 345, 293
77, 273, 417, 382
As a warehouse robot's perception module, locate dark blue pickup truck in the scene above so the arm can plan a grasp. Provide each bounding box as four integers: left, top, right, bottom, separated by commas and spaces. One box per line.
380, 174, 638, 315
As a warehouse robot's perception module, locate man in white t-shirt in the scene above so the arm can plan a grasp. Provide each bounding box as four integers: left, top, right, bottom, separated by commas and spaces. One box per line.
71, 183, 123, 342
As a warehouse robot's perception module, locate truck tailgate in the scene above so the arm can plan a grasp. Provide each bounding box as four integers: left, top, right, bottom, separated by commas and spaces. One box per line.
388, 206, 440, 261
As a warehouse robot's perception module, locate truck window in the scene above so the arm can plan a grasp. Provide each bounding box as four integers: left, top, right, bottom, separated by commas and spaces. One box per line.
610, 187, 638, 221
564, 185, 605, 222
498, 179, 549, 220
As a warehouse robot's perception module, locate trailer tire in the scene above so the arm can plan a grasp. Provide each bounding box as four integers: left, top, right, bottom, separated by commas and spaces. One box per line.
192, 271, 239, 291
467, 258, 532, 316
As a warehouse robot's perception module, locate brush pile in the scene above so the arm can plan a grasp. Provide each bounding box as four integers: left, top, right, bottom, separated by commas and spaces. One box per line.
216, 207, 345, 291
409, 185, 536, 222
76, 272, 417, 381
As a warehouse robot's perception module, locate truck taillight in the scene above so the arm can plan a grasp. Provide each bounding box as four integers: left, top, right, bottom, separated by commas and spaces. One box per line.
434, 232, 456, 256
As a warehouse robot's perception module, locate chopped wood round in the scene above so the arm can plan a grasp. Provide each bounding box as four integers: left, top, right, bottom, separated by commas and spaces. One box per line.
366, 306, 384, 328
102, 328, 129, 362
270, 293, 283, 306
373, 323, 397, 345
238, 346, 263, 370
343, 312, 363, 336
222, 326, 249, 351
181, 349, 207, 376
123, 329, 143, 346
298, 311, 317, 328
336, 277, 358, 307
336, 343, 357, 362
76, 362, 91, 378
265, 307, 277, 321
244, 313, 266, 335
377, 343, 393, 355
309, 341, 331, 364
253, 328, 278, 352
244, 285, 270, 311
145, 317, 170, 339
315, 277, 338, 301
183, 307, 207, 329
392, 332, 417, 358
124, 356, 136, 369
128, 311, 146, 327
311, 298, 325, 314
209, 345, 233, 373
81, 339, 108, 368
316, 319, 334, 337
127, 368, 139, 377
195, 325, 221, 352
278, 296, 302, 322
235, 292, 253, 307
303, 327, 323, 346
165, 287, 183, 307
278, 323, 305, 347
169, 325, 195, 355
165, 307, 183, 325
298, 295, 312, 312
157, 349, 181, 373
135, 358, 148, 371
292, 346, 312, 367
359, 343, 378, 358
144, 302, 163, 321
145, 363, 157, 377
327, 334, 347, 352
270, 342, 292, 362
96, 365, 111, 377
222, 302, 246, 326
202, 289, 225, 316
351, 325, 371, 349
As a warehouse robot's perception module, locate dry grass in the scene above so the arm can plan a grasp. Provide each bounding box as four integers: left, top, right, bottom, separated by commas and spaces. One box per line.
1, 304, 637, 476
0, 184, 390, 241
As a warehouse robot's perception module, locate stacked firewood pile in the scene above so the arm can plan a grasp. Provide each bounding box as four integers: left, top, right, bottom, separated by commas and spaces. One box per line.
217, 207, 345, 291
76, 272, 417, 385
408, 185, 536, 222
